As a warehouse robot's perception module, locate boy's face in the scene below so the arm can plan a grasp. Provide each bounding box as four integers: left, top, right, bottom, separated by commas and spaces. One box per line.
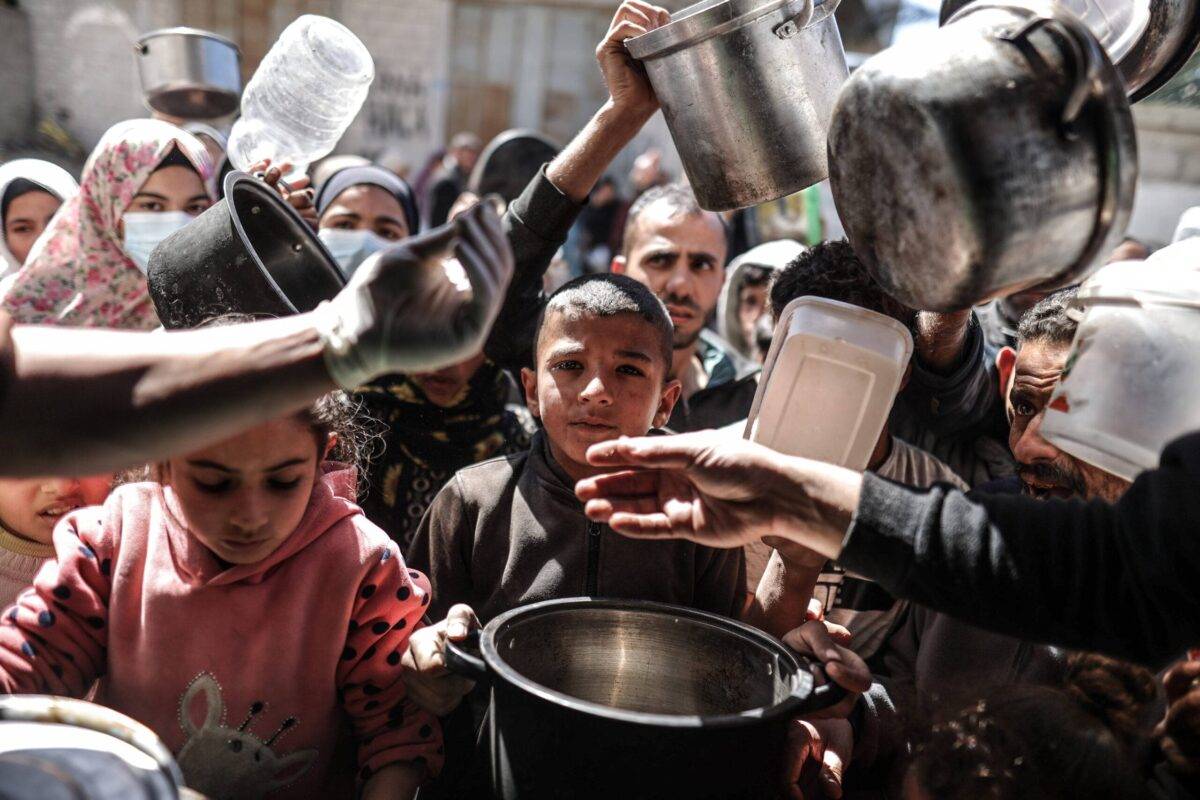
0, 476, 112, 545
522, 311, 681, 481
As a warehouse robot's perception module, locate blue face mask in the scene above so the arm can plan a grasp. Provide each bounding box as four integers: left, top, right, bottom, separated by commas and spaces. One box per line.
318, 228, 393, 278
122, 211, 195, 274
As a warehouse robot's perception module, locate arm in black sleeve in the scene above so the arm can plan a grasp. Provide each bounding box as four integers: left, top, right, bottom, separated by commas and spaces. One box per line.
483, 165, 585, 374
838, 431, 1200, 668
428, 178, 460, 228
896, 313, 1007, 441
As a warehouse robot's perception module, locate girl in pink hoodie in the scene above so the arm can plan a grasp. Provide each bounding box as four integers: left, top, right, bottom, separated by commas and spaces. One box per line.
0, 393, 441, 800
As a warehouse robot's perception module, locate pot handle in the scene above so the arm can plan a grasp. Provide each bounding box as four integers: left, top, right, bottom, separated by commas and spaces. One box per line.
792, 658, 849, 713
1002, 12, 1107, 128
444, 629, 491, 684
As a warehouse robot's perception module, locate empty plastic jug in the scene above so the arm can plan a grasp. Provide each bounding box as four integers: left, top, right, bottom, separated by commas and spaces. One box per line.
227, 15, 374, 176
745, 297, 913, 471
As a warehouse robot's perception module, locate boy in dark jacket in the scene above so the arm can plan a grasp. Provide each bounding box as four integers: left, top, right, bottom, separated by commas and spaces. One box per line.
403, 274, 746, 796
407, 274, 746, 627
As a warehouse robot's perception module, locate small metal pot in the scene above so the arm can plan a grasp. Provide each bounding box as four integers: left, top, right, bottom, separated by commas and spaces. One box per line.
445, 598, 846, 800
0, 695, 185, 799
626, 0, 848, 211
828, 3, 1137, 311
938, 0, 1200, 102
148, 171, 344, 329
136, 27, 242, 120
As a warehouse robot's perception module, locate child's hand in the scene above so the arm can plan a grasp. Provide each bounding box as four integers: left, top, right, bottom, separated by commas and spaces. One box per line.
400, 604, 480, 716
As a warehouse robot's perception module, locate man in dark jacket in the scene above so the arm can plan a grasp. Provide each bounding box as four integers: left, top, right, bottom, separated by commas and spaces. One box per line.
612, 183, 761, 431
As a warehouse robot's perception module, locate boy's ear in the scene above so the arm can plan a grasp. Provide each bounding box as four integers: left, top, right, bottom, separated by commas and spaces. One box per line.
520, 367, 541, 418
323, 433, 337, 461
611, 254, 627, 275
653, 378, 684, 429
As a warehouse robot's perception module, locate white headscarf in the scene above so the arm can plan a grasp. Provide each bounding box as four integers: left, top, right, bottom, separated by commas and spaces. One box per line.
0, 159, 79, 278
717, 239, 808, 360
0, 159, 80, 276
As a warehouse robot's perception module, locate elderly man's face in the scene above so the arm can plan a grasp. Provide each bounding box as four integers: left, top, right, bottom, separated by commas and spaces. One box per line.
998, 340, 1130, 503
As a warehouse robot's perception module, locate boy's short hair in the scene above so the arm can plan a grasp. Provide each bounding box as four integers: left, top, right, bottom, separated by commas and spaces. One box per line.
538, 273, 674, 370
769, 239, 917, 331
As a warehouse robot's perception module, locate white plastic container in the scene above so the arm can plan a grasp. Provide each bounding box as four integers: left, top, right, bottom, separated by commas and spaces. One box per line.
227, 15, 374, 176
1043, 240, 1200, 481
744, 297, 913, 470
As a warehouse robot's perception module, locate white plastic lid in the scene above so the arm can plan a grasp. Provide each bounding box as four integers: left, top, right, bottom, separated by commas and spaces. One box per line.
745, 297, 913, 470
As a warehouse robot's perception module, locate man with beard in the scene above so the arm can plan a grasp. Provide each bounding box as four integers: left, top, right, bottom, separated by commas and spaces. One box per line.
997, 289, 1129, 502
789, 289, 1131, 794
612, 183, 761, 431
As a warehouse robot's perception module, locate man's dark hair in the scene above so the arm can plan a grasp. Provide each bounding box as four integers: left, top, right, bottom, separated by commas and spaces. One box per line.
769, 239, 917, 329
621, 182, 725, 256
1017, 288, 1079, 347
538, 273, 674, 370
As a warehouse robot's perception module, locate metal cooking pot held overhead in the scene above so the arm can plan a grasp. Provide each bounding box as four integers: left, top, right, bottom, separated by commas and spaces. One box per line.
828, 2, 1137, 311
136, 27, 242, 120
937, 0, 1200, 102
626, 0, 849, 211
445, 598, 846, 800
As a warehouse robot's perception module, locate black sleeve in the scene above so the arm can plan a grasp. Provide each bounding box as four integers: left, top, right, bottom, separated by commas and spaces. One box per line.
838, 431, 1200, 668
896, 314, 1007, 440
483, 165, 585, 375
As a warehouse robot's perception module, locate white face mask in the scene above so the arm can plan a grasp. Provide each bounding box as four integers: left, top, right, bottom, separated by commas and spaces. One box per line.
318, 228, 393, 278
122, 211, 196, 274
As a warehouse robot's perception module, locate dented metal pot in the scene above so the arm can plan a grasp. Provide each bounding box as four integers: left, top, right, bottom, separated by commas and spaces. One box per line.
828, 3, 1137, 311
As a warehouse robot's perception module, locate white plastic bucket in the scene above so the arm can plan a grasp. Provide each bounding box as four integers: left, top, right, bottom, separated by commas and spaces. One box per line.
744, 296, 913, 470
1043, 241, 1200, 480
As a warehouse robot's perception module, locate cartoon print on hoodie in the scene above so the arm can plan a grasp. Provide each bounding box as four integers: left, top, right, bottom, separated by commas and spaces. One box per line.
177, 671, 318, 800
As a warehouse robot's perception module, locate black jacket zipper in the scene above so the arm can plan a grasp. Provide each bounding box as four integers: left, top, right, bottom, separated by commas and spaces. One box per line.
585, 521, 601, 596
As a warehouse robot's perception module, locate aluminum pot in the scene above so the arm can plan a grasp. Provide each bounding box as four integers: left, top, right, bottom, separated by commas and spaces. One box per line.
626, 0, 848, 211
445, 598, 846, 800
0, 695, 186, 799
136, 27, 242, 119
828, 3, 1136, 311
148, 170, 344, 329
938, 0, 1200, 102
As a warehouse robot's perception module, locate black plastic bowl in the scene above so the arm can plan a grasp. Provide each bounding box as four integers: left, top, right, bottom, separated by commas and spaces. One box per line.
148, 170, 345, 329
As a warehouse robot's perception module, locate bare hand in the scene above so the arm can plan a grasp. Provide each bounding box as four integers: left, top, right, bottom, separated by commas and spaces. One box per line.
249, 158, 319, 230
597, 1, 670, 120
1157, 659, 1200, 778
784, 718, 854, 799
576, 432, 859, 557
400, 604, 480, 716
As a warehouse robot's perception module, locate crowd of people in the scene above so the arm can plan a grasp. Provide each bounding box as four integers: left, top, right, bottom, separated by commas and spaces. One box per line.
0, 1, 1197, 799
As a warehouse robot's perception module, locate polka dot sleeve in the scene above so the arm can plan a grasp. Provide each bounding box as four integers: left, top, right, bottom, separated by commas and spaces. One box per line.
0, 506, 112, 696
337, 543, 443, 784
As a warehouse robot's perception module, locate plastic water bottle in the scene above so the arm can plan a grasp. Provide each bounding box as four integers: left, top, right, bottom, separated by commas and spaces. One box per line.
227, 15, 374, 176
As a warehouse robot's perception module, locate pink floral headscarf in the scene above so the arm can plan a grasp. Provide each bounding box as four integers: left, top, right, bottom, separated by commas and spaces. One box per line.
1, 119, 213, 330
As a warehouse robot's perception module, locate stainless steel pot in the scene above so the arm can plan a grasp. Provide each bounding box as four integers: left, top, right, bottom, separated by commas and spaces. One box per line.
136, 28, 242, 120
445, 598, 846, 799
0, 695, 186, 799
939, 0, 1200, 101
626, 0, 848, 211
828, 3, 1137, 311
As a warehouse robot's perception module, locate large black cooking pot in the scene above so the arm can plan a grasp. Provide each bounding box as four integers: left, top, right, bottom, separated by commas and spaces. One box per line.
147, 170, 345, 329
445, 598, 846, 800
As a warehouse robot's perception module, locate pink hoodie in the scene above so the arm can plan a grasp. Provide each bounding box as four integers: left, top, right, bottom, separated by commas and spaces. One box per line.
0, 465, 441, 800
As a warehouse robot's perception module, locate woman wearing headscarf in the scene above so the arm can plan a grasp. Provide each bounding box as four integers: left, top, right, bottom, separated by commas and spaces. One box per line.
315, 163, 534, 551
0, 160, 79, 278
1, 119, 213, 330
